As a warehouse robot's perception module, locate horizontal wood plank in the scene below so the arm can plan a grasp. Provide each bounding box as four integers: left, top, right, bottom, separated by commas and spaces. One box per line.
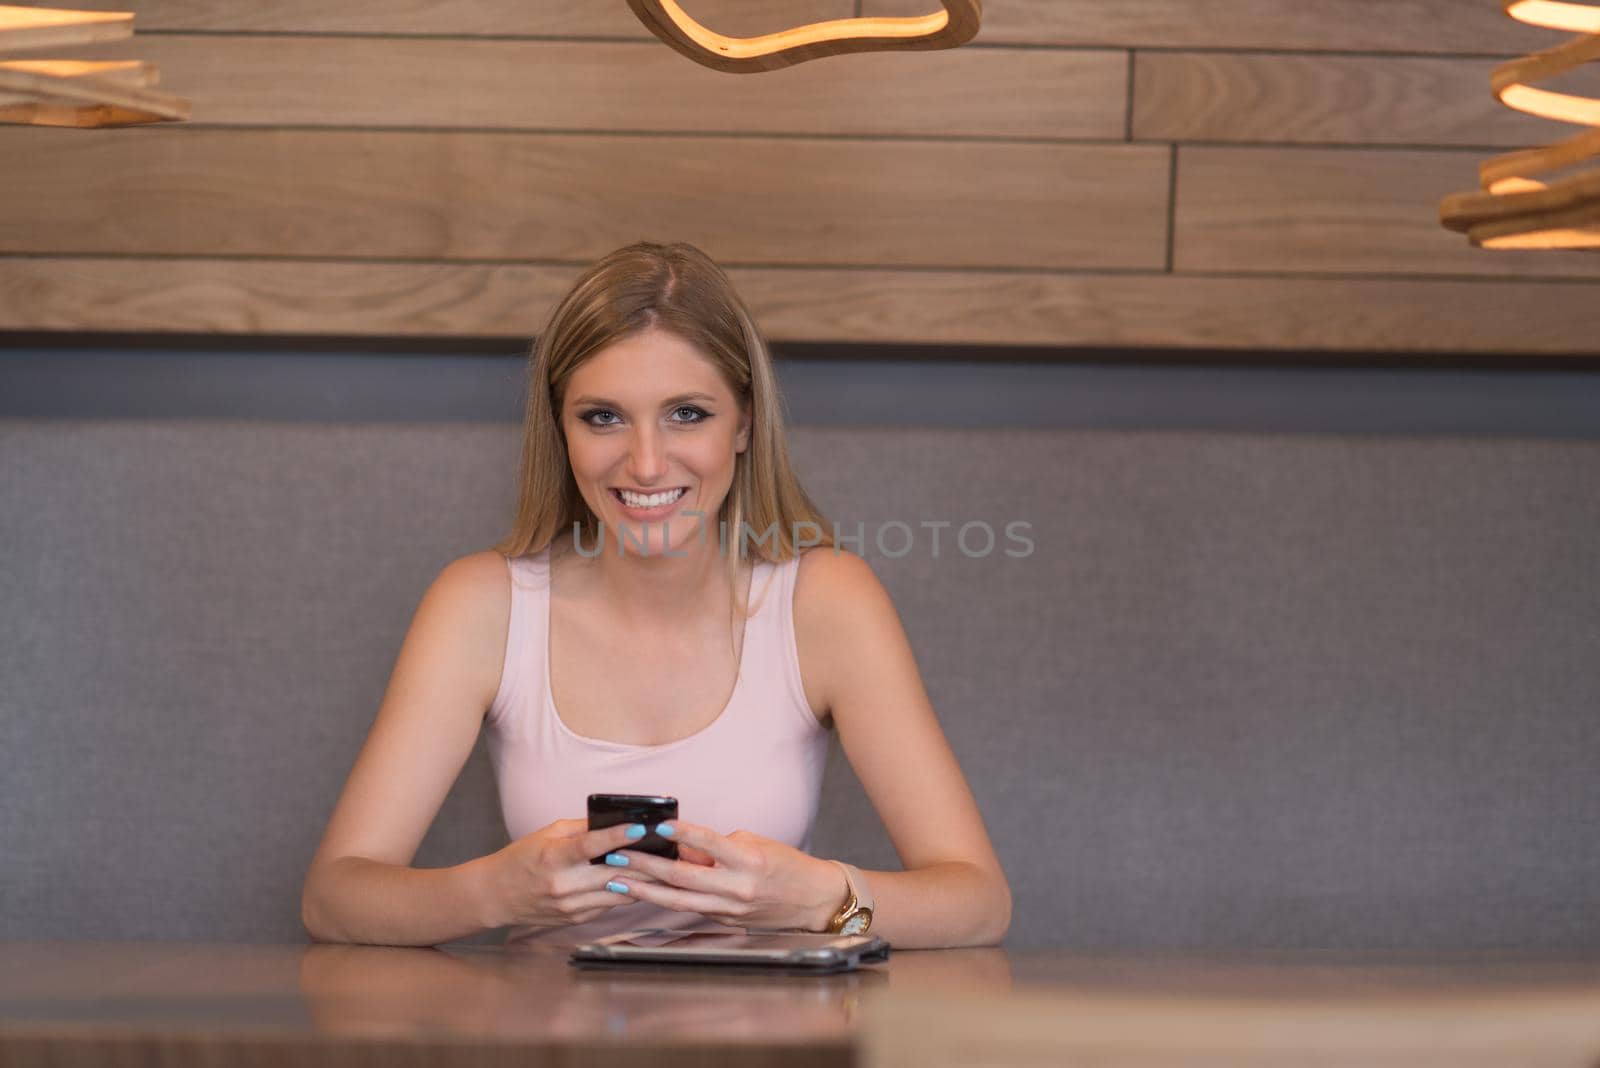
0, 130, 1170, 269
1174, 146, 1600, 278
66, 35, 1126, 138
864, 0, 1551, 55
25, 1, 854, 38
36, 0, 1558, 53
1134, 53, 1556, 148
4, 258, 1598, 353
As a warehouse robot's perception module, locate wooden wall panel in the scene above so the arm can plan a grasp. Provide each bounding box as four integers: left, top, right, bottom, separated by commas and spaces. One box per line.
6, 258, 1598, 355
0, 129, 1171, 269
83, 0, 1552, 55
1134, 53, 1553, 148
54, 1, 854, 38
3, 0, 1598, 355
864, 0, 1548, 54
72, 36, 1126, 138
1173, 147, 1600, 280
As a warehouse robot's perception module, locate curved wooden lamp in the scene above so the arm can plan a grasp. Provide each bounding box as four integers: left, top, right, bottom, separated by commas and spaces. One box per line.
0, 4, 189, 126
626, 0, 982, 73
1440, 0, 1600, 249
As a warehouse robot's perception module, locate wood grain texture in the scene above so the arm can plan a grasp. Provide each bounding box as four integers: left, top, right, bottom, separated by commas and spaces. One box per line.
40, 0, 1555, 54
1174, 145, 1600, 278
8, 943, 1598, 1068
6, 258, 1598, 353
0, 941, 861, 1066
864, 984, 1600, 1068
864, 0, 1551, 54
3, 1, 1596, 352
24, 0, 856, 38
64, 35, 1126, 138
0, 129, 1169, 268
1133, 53, 1557, 148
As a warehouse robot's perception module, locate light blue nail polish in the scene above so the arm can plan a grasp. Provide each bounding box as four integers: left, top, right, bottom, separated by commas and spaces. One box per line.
604, 853, 628, 867
606, 880, 629, 894
625, 824, 646, 839
655, 822, 676, 838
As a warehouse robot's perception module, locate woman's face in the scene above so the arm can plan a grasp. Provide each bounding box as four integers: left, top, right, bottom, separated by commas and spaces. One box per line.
560, 325, 751, 558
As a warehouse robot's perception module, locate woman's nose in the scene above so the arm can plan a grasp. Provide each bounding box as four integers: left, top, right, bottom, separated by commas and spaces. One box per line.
627, 427, 666, 481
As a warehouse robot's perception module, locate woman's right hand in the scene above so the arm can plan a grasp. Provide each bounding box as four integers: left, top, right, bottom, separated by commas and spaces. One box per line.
489, 818, 663, 929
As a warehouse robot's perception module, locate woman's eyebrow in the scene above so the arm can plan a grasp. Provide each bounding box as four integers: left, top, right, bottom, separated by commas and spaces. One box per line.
569, 392, 716, 408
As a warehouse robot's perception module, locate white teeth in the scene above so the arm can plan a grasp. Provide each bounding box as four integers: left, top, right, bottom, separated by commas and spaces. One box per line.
616, 487, 686, 509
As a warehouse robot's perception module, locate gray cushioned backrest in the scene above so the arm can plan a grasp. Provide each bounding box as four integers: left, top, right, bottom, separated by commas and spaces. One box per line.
3, 421, 1597, 948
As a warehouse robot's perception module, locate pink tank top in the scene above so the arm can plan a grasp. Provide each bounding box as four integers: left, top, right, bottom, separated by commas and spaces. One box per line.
484, 546, 831, 944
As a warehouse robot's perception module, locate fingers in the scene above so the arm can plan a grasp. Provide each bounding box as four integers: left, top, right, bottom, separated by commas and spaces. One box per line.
603, 875, 735, 918
503, 853, 667, 928
652, 820, 759, 868
569, 821, 655, 865
602, 847, 722, 896
557, 879, 655, 923
678, 842, 715, 867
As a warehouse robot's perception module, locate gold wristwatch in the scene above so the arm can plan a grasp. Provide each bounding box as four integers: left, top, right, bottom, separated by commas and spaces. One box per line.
824, 860, 874, 935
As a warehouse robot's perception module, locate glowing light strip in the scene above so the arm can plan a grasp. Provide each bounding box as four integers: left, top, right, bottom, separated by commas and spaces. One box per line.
0, 4, 187, 126
627, 0, 981, 73
1440, 1, 1600, 249
1505, 0, 1600, 33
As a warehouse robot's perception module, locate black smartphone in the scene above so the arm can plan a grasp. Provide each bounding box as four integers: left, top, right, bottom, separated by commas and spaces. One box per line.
587, 793, 679, 865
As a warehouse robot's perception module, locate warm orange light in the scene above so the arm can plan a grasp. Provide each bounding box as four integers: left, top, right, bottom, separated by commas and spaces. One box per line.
627, 0, 982, 73
1506, 0, 1600, 32
1440, 0, 1600, 249
1491, 33, 1600, 124
1481, 227, 1600, 247
0, 4, 188, 127
0, 4, 130, 50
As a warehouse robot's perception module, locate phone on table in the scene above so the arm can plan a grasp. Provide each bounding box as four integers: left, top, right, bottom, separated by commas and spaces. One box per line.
571, 929, 890, 973
588, 793, 679, 865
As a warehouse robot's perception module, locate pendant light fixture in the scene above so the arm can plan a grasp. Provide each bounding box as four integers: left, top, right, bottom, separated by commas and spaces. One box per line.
0, 4, 189, 127
1440, 1, 1600, 249
627, 0, 982, 73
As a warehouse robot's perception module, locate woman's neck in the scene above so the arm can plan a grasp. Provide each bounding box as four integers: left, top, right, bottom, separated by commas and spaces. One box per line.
554, 528, 745, 631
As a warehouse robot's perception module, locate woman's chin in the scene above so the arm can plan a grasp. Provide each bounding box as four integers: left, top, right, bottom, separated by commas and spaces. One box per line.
609, 518, 700, 558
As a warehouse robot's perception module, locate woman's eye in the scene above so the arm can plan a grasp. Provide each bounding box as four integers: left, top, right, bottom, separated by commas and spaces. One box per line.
579, 406, 707, 427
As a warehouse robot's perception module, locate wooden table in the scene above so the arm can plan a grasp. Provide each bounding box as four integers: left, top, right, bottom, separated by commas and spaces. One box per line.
3, 941, 1599, 1066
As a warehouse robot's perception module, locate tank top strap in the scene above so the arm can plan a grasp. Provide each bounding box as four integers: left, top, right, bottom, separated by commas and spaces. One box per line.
486, 548, 551, 733
743, 550, 819, 735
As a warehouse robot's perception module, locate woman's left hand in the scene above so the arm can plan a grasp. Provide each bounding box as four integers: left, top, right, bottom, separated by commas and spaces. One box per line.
601, 821, 845, 931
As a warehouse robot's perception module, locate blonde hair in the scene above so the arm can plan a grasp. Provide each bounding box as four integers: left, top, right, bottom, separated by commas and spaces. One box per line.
493, 241, 834, 621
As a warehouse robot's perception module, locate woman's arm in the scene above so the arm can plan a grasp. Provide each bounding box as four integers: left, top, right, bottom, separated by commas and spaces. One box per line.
299, 552, 513, 946
304, 552, 660, 945
794, 547, 1012, 948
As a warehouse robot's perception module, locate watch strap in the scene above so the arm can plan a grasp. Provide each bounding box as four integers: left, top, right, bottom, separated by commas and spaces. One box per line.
835, 861, 873, 911
826, 860, 874, 933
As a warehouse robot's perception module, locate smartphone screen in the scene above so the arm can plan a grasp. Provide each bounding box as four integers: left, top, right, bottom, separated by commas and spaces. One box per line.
587, 793, 679, 864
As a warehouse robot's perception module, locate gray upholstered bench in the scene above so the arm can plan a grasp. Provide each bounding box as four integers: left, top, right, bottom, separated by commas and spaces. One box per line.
4, 420, 1597, 948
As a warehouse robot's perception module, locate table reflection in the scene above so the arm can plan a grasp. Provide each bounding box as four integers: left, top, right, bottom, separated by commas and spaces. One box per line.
296, 939, 1011, 1041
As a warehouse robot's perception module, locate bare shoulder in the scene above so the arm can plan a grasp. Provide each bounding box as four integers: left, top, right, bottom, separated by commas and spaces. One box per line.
792, 548, 899, 723
423, 549, 513, 709
794, 546, 889, 618
438, 548, 512, 592
432, 549, 512, 624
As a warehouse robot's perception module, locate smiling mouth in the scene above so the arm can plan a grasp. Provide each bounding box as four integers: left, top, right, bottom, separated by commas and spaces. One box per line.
610, 487, 689, 509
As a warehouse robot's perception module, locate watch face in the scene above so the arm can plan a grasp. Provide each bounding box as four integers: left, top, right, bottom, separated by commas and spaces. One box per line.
841, 912, 871, 935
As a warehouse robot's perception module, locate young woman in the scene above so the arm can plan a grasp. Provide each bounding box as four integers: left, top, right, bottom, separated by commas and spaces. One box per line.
300, 242, 1011, 948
